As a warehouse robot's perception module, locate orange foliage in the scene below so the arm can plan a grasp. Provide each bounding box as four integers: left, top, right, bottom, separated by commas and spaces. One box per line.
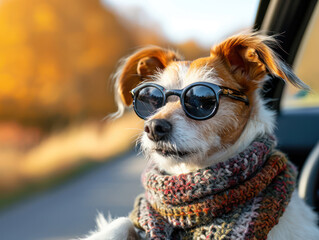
0, 0, 208, 129
0, 0, 134, 127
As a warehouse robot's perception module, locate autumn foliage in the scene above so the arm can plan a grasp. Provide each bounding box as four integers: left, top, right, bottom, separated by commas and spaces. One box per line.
0, 0, 136, 128
0, 0, 209, 130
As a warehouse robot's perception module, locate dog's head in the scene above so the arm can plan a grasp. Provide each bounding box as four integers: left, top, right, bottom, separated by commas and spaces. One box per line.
113, 33, 308, 174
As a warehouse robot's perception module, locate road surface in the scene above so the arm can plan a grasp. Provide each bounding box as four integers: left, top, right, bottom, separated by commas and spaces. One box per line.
0, 150, 145, 240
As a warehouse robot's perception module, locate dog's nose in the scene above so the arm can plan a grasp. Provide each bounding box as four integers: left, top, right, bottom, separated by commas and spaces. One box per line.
144, 119, 172, 142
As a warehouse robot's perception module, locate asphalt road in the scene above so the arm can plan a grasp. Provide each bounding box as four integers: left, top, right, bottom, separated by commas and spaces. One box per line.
0, 150, 145, 240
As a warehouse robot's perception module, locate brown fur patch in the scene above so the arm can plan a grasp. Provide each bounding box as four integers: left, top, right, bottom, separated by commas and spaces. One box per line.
187, 55, 253, 155
210, 33, 289, 93
117, 47, 181, 106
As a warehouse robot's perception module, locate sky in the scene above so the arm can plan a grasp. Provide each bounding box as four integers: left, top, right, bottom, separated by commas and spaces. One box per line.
102, 0, 260, 47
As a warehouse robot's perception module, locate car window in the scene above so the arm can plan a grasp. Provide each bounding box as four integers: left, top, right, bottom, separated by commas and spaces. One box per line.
281, 2, 319, 109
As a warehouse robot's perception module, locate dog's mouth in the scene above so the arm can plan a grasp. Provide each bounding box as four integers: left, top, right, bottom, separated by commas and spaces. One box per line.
155, 147, 192, 157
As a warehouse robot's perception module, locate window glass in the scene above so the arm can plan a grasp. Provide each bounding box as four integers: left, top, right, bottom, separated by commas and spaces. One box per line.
282, 2, 319, 109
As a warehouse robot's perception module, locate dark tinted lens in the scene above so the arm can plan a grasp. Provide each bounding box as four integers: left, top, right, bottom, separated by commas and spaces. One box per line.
184, 85, 216, 118
135, 86, 164, 118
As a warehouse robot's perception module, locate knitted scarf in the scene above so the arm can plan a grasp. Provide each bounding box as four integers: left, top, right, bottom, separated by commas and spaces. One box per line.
130, 136, 297, 240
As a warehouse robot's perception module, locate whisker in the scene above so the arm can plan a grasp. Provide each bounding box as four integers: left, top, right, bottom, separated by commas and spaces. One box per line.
129, 133, 143, 141
124, 127, 144, 131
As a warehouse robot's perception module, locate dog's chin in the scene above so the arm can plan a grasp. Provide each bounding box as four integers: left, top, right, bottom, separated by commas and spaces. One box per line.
141, 136, 210, 174
154, 147, 192, 158
145, 146, 206, 175
153, 152, 204, 175
142, 137, 197, 160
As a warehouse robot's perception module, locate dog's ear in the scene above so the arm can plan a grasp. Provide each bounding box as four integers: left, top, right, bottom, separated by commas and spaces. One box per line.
210, 33, 309, 90
115, 47, 181, 106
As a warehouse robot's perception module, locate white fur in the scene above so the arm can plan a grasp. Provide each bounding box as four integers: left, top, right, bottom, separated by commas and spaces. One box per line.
78, 50, 319, 240
268, 191, 319, 240
75, 213, 137, 240
154, 62, 222, 89
140, 111, 210, 174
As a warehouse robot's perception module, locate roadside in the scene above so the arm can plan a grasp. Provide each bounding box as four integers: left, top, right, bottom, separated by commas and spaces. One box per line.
0, 111, 143, 210
0, 147, 146, 240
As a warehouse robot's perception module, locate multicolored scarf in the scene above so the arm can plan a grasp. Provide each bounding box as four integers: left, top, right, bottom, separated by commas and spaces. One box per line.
130, 136, 297, 239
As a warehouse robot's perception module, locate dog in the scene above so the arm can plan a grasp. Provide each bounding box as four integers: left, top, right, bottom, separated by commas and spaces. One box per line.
77, 33, 319, 239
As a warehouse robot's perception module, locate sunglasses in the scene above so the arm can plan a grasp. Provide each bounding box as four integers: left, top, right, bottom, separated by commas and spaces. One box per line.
131, 82, 249, 120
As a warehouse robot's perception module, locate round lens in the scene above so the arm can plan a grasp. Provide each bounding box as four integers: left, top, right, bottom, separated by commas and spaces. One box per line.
135, 86, 164, 119
184, 85, 216, 118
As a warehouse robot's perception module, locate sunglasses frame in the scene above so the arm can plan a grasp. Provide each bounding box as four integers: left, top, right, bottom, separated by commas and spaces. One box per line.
131, 82, 249, 120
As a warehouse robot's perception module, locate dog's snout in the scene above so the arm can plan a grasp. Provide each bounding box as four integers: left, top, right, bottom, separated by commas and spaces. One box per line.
144, 119, 172, 142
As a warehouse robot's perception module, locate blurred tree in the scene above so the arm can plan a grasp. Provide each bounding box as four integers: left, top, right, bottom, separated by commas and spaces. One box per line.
0, 0, 134, 129
0, 0, 208, 130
